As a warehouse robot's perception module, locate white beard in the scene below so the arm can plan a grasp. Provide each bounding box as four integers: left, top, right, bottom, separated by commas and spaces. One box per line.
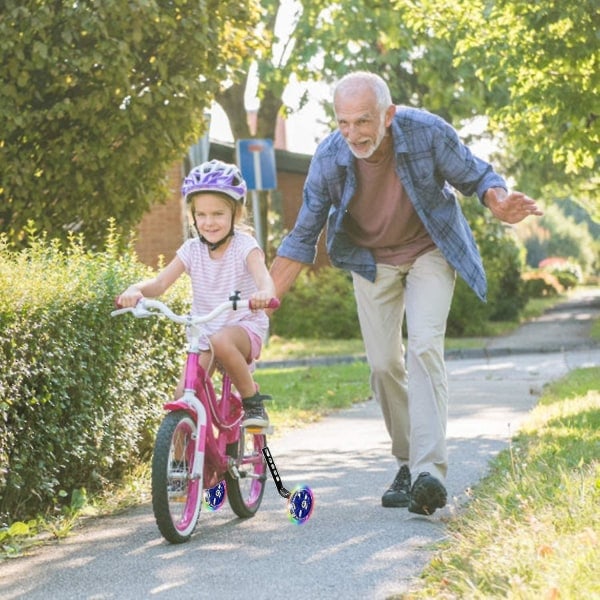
347, 119, 387, 159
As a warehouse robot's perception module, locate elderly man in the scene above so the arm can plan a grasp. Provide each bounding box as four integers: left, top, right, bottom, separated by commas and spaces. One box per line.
270, 71, 542, 515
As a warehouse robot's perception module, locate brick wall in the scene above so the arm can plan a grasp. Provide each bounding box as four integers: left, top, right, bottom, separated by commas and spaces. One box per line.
134, 162, 187, 268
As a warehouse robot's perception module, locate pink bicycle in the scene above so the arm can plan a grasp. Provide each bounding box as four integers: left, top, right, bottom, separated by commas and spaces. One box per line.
112, 293, 279, 543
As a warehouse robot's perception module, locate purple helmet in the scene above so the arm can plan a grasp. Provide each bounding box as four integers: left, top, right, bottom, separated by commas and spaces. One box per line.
182, 160, 247, 204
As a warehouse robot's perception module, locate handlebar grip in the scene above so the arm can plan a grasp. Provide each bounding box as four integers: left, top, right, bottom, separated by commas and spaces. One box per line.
248, 297, 281, 311
267, 297, 281, 310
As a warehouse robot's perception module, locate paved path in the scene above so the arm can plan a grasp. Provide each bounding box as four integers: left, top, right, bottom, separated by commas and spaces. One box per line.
1, 290, 598, 599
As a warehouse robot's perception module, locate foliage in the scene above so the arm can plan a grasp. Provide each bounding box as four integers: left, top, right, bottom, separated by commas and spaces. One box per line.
0, 226, 189, 524
516, 204, 597, 274
270, 266, 361, 339
521, 270, 564, 298
216, 0, 499, 139
0, 0, 259, 248
539, 258, 581, 290
422, 0, 600, 215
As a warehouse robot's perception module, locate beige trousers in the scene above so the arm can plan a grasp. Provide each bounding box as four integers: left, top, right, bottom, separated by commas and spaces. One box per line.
352, 249, 456, 482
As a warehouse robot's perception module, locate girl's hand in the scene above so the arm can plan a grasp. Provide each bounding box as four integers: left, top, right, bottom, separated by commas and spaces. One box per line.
116, 288, 144, 308
249, 290, 273, 311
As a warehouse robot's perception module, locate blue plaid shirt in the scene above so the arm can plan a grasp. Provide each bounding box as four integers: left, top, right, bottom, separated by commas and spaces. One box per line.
277, 108, 507, 301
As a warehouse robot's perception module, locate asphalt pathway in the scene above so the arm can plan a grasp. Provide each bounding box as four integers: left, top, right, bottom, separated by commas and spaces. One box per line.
1, 289, 598, 599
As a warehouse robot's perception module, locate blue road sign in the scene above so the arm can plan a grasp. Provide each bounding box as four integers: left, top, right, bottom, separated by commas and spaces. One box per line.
236, 139, 277, 191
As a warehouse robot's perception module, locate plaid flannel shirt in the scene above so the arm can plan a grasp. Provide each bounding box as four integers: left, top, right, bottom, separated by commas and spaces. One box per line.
277, 107, 507, 301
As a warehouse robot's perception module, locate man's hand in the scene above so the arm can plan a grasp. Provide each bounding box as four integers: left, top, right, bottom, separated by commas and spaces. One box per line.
484, 188, 544, 224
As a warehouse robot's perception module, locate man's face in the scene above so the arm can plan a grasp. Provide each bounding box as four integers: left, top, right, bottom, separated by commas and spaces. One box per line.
334, 88, 394, 159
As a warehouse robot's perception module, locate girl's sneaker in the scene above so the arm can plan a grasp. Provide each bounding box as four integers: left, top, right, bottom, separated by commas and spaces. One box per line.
242, 393, 271, 428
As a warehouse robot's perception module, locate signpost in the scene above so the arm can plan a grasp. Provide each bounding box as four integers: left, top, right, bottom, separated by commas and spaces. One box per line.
235, 139, 277, 249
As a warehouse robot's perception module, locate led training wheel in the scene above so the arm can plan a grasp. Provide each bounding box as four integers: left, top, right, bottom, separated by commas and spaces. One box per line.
288, 485, 315, 524
262, 446, 315, 524
203, 480, 227, 511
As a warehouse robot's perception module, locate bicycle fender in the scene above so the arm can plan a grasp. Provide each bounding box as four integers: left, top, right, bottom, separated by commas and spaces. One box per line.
163, 399, 197, 417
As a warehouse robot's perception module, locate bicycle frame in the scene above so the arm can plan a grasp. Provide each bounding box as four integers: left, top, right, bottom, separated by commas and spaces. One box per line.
163, 320, 244, 488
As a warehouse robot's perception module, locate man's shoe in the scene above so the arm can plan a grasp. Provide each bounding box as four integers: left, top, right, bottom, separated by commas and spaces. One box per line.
408, 472, 447, 515
381, 465, 411, 508
242, 393, 271, 428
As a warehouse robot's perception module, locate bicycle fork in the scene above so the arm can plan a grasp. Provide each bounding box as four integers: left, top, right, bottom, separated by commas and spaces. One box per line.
178, 390, 207, 483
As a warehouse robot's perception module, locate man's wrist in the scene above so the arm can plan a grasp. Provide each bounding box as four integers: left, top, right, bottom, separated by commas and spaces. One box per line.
483, 187, 507, 208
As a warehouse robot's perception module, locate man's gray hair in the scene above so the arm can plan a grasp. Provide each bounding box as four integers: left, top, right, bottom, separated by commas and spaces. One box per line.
334, 72, 393, 111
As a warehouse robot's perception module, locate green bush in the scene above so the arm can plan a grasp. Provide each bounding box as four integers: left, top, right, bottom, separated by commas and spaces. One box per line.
521, 270, 564, 298
551, 269, 579, 290
271, 267, 361, 339
0, 226, 189, 524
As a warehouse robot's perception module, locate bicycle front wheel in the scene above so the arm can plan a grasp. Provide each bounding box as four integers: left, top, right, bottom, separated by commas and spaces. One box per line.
152, 411, 202, 544
225, 428, 267, 518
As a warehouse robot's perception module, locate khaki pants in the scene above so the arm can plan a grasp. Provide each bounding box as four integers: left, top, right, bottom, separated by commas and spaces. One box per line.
352, 249, 456, 482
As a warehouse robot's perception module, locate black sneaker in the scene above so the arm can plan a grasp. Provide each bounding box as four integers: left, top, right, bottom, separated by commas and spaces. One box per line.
242, 393, 271, 428
408, 472, 447, 515
381, 465, 411, 508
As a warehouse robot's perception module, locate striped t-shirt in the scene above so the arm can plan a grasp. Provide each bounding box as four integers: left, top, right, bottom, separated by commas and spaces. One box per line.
176, 232, 269, 350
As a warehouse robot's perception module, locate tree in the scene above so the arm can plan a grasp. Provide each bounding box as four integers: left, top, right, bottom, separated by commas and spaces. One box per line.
214, 0, 494, 251
0, 0, 260, 247
421, 0, 600, 217
215, 0, 494, 139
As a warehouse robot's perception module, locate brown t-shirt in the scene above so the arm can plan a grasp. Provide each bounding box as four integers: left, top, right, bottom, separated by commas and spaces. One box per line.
345, 138, 436, 266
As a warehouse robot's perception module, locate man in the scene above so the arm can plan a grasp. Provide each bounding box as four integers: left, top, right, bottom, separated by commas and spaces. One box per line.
270, 72, 542, 515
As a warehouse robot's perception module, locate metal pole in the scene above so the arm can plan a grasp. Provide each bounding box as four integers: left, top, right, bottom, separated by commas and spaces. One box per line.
251, 189, 263, 249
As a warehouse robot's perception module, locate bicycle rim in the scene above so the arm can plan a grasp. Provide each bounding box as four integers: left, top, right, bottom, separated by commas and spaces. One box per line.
152, 411, 202, 543
225, 428, 267, 518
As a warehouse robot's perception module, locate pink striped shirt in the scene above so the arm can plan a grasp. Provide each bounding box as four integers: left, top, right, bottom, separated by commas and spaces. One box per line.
176, 232, 269, 350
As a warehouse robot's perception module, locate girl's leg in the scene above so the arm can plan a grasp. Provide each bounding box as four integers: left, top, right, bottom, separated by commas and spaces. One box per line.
209, 326, 269, 427
208, 326, 256, 397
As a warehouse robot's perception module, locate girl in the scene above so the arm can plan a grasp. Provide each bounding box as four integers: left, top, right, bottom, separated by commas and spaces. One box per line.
117, 160, 276, 427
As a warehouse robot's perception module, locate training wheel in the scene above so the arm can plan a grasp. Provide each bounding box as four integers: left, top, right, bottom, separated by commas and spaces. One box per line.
287, 486, 314, 524
203, 480, 227, 511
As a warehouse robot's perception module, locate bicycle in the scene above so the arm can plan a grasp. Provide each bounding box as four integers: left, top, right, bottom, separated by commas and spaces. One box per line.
112, 293, 279, 544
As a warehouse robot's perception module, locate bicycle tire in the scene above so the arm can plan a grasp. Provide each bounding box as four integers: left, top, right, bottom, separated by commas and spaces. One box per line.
152, 411, 203, 543
225, 428, 267, 518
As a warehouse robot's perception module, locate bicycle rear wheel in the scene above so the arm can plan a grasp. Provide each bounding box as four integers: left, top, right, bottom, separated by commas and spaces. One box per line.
225, 428, 267, 518
152, 411, 202, 543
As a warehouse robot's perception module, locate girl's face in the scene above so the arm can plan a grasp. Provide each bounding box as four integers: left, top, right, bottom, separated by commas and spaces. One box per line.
191, 193, 235, 246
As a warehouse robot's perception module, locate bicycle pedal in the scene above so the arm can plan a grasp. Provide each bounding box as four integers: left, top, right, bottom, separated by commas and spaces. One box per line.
246, 425, 274, 435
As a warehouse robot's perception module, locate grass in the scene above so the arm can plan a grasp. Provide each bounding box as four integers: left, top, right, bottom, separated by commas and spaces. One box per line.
255, 361, 371, 430
262, 335, 366, 360
401, 367, 600, 600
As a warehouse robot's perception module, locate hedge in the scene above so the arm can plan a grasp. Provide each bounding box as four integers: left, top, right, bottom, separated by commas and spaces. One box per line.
0, 227, 189, 525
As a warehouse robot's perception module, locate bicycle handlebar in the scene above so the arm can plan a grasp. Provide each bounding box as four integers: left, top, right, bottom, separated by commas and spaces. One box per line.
111, 296, 280, 325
